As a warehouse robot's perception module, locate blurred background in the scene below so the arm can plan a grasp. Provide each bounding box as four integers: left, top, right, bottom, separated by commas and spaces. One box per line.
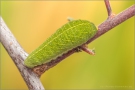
1, 1, 134, 90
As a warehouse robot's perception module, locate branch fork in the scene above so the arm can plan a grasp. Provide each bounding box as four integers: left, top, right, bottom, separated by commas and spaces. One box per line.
0, 0, 134, 89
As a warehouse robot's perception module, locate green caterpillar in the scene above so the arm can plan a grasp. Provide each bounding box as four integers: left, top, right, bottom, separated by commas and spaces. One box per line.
24, 19, 97, 68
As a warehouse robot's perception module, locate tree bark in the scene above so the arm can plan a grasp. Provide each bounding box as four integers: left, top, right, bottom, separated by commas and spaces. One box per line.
33, 5, 135, 76
0, 17, 45, 90
0, 4, 134, 90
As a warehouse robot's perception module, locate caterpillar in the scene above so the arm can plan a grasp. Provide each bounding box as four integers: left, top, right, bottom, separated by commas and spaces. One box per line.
24, 19, 97, 68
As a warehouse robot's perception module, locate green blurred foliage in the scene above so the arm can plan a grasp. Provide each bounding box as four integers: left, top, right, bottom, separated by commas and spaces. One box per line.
1, 1, 134, 90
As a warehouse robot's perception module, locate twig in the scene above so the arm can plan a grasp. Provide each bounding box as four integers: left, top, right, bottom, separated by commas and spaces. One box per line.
104, 0, 112, 17
80, 45, 95, 55
33, 5, 135, 76
0, 3, 134, 89
87, 5, 135, 44
0, 17, 45, 90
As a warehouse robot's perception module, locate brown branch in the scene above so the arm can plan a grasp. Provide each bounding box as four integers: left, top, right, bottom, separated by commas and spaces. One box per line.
87, 5, 135, 44
104, 0, 112, 17
0, 4, 134, 90
0, 17, 45, 90
80, 45, 95, 55
33, 5, 135, 76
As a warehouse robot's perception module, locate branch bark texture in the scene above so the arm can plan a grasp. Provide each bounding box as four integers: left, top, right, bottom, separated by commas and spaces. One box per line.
0, 4, 134, 90
87, 5, 135, 44
33, 5, 135, 76
0, 17, 45, 90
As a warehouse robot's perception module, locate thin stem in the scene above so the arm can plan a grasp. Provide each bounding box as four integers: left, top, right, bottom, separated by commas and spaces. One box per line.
80, 45, 95, 55
104, 0, 112, 17
0, 17, 45, 90
33, 5, 135, 76
1, 2, 134, 89
86, 5, 135, 44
